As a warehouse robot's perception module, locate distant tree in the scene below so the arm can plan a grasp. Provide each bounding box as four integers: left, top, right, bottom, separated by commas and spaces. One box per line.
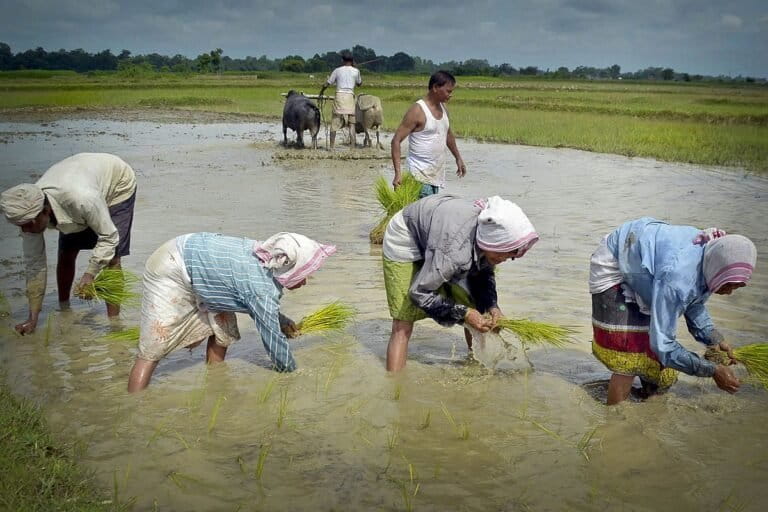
520, 65, 539, 75
210, 48, 223, 73
609, 64, 621, 79
456, 58, 491, 75
692, 74, 703, 81
305, 54, 328, 73
196, 52, 212, 72
412, 56, 437, 74
280, 55, 305, 72
661, 67, 674, 80
0, 42, 11, 70
682, 73, 691, 82
352, 45, 379, 69
496, 63, 517, 76
554, 66, 570, 78
387, 51, 415, 72
117, 49, 131, 60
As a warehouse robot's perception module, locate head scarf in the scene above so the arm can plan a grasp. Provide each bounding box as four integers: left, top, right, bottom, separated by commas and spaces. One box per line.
0, 184, 45, 225
701, 234, 757, 292
475, 196, 539, 257
253, 232, 336, 288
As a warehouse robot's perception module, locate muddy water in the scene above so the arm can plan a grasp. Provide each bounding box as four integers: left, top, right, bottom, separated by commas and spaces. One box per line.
1, 118, 767, 511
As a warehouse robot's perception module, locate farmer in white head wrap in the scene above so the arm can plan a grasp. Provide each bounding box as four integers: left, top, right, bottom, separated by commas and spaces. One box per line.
128, 232, 336, 392
382, 194, 538, 371
588, 217, 757, 405
0, 153, 137, 334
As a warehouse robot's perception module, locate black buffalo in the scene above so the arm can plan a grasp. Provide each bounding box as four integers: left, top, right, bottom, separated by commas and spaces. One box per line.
282, 90, 320, 149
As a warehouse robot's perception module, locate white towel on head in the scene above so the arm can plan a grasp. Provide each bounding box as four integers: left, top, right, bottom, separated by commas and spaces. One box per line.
0, 184, 45, 225
253, 232, 336, 288
475, 196, 538, 256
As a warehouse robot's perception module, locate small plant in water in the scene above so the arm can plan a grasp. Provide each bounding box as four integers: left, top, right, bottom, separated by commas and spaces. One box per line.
255, 444, 271, 481
276, 389, 289, 428
440, 401, 470, 440
387, 425, 400, 451
393, 383, 402, 401
418, 410, 431, 430
258, 376, 278, 404
207, 395, 226, 434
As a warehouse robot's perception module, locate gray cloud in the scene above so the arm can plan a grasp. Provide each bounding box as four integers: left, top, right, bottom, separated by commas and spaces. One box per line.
0, 0, 765, 77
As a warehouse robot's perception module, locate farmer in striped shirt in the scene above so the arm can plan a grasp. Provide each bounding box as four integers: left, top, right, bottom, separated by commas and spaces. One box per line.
128, 232, 336, 392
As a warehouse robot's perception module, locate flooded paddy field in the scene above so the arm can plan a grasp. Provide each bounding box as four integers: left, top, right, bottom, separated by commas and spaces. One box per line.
0, 115, 767, 511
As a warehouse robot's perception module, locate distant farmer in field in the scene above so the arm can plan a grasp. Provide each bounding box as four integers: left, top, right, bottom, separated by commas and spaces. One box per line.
391, 70, 467, 198
0, 153, 137, 334
383, 194, 538, 371
127, 232, 336, 392
589, 217, 756, 405
320, 52, 362, 149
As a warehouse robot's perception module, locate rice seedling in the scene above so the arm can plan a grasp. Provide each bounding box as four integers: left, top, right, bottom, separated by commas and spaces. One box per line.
369, 173, 422, 244
496, 318, 576, 348
276, 389, 289, 428
258, 376, 278, 404
732, 344, 768, 390
576, 427, 598, 461
393, 383, 402, 401
44, 312, 54, 346
255, 444, 271, 481
440, 401, 470, 440
78, 267, 141, 306
387, 425, 400, 451
237, 455, 247, 474
418, 410, 432, 430
207, 395, 226, 434
105, 326, 140, 344
296, 301, 356, 336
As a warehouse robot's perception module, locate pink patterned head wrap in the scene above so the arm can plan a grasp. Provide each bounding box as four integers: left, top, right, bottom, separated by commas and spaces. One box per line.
254, 232, 336, 288
702, 234, 757, 293
475, 196, 539, 257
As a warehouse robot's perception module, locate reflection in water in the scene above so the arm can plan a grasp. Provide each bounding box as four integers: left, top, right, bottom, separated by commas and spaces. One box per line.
0, 119, 767, 510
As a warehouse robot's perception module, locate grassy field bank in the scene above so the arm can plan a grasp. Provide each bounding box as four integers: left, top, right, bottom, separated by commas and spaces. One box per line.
1, 71, 767, 171
0, 381, 118, 511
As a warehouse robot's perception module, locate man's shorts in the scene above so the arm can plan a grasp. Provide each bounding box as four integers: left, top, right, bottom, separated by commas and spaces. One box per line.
418, 183, 441, 198
59, 189, 136, 256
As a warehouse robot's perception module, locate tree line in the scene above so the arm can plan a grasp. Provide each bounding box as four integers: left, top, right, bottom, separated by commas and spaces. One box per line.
0, 42, 762, 83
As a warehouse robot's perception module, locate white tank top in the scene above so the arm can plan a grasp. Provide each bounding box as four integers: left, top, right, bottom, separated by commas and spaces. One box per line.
406, 99, 449, 187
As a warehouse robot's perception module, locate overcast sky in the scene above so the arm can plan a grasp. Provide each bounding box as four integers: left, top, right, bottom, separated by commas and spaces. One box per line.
2, 0, 766, 77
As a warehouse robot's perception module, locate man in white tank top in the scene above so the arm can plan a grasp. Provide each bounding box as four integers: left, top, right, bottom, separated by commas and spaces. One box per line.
320, 52, 362, 149
391, 70, 467, 197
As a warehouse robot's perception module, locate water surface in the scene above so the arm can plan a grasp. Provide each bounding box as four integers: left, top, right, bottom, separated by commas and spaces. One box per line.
0, 119, 766, 511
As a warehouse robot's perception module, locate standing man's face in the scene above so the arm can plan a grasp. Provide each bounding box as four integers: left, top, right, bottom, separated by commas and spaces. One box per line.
432, 82, 455, 102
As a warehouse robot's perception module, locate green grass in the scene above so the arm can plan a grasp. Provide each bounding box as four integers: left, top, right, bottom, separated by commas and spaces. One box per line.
0, 381, 116, 511
1, 71, 766, 171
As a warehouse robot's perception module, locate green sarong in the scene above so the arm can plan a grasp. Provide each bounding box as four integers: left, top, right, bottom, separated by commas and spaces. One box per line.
383, 257, 473, 322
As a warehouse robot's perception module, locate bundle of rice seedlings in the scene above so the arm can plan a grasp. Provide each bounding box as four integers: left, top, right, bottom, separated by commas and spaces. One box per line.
369, 174, 421, 244
79, 268, 141, 306
296, 301, 356, 336
105, 326, 140, 344
496, 318, 575, 348
733, 344, 768, 390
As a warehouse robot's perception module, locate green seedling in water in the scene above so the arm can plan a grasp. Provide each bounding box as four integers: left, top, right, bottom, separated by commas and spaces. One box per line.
440, 401, 470, 440
276, 389, 289, 428
207, 395, 226, 434
237, 455, 246, 474
44, 313, 54, 346
255, 444, 271, 481
258, 377, 278, 403
387, 425, 400, 451
393, 383, 402, 401
418, 410, 432, 430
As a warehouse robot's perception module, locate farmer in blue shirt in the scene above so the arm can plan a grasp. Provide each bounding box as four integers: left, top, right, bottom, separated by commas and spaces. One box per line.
589, 217, 757, 404
128, 232, 336, 392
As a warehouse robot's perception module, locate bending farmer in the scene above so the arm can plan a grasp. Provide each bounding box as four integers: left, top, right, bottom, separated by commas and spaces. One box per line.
128, 232, 336, 392
383, 194, 539, 371
391, 70, 466, 198
0, 153, 137, 334
589, 217, 756, 405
